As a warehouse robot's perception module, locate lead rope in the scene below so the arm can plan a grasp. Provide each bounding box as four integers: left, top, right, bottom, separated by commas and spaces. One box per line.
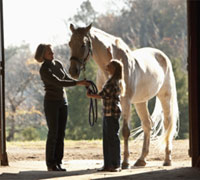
82, 64, 98, 127
87, 80, 98, 126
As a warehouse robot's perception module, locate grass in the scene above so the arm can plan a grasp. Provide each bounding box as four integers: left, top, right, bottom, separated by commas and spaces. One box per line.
7, 139, 103, 149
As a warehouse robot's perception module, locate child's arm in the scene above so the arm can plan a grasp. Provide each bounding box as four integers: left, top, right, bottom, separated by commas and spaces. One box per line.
87, 90, 102, 99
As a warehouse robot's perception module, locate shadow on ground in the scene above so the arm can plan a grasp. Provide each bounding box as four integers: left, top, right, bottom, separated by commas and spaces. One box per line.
1, 167, 200, 180
0, 168, 97, 180
94, 167, 200, 180
0, 167, 200, 180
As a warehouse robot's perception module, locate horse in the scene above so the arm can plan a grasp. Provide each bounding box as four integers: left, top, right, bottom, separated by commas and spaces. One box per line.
68, 23, 179, 169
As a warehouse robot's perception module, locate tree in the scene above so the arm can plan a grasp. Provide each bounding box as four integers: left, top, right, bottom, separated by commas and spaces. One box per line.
5, 0, 188, 140
53, 43, 102, 140
95, 0, 188, 139
64, 0, 188, 139
65, 58, 102, 139
67, 0, 98, 27
5, 43, 45, 141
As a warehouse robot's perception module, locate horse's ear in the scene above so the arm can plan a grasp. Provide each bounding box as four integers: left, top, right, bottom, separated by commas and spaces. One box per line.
107, 46, 113, 59
70, 24, 75, 33
85, 23, 92, 33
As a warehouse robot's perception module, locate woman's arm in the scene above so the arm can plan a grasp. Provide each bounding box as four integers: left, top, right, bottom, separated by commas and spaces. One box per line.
77, 80, 91, 86
40, 68, 77, 87
57, 61, 90, 87
40, 66, 90, 87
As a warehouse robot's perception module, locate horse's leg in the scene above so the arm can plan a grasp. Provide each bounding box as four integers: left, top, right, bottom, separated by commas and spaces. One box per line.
158, 93, 174, 166
121, 98, 131, 169
134, 102, 152, 166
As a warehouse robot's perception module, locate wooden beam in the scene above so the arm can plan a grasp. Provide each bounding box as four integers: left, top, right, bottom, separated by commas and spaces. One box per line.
0, 0, 8, 166
187, 0, 200, 168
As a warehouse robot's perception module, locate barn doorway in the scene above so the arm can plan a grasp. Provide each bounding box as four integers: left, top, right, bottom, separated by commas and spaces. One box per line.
0, 0, 200, 168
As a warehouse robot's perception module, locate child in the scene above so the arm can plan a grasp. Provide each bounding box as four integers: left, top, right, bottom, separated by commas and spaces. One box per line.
87, 58, 126, 172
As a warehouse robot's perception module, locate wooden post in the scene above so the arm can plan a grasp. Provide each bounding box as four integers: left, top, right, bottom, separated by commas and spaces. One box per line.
187, 0, 200, 168
0, 0, 8, 166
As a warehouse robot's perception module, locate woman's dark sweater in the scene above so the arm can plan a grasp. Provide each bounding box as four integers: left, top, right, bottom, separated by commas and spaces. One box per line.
39, 59, 77, 101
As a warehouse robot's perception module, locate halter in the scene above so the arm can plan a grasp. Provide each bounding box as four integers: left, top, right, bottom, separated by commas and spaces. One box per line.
69, 34, 97, 126
69, 35, 92, 79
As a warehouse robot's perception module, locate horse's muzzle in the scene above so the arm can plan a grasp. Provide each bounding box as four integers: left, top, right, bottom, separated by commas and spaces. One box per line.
69, 66, 80, 79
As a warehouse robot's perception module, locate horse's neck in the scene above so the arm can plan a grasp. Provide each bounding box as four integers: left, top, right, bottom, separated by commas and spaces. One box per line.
89, 27, 136, 85
89, 28, 114, 71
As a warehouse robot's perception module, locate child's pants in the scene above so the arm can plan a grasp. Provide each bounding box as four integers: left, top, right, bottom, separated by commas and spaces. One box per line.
103, 116, 121, 168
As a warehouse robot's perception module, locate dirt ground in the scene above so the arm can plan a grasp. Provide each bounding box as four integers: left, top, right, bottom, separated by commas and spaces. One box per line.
0, 139, 200, 180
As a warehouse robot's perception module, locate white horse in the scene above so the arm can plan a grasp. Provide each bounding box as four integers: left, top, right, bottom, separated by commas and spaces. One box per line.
68, 24, 179, 168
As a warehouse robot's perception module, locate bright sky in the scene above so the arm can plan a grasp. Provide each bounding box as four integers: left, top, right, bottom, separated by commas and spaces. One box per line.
3, 0, 125, 52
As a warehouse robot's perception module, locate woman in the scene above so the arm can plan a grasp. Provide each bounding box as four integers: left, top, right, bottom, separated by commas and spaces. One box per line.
87, 59, 126, 172
35, 44, 90, 171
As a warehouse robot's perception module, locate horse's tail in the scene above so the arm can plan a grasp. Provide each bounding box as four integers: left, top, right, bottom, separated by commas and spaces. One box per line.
151, 61, 180, 147
129, 97, 164, 140
150, 97, 164, 140
130, 96, 164, 140
163, 66, 179, 144
130, 71, 180, 145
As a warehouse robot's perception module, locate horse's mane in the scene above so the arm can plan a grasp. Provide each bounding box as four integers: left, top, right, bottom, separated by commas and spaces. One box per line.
90, 27, 116, 40
90, 27, 132, 57
115, 38, 132, 54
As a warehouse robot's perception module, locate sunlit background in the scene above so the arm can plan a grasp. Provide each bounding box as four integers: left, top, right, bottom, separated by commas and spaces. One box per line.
3, 0, 126, 52
2, 0, 188, 141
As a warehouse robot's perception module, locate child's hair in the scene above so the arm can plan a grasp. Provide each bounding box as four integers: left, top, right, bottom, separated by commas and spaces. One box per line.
109, 59, 126, 96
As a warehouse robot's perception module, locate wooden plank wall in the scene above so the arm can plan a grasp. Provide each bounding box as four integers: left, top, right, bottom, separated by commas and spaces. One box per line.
187, 0, 200, 168
0, 0, 8, 166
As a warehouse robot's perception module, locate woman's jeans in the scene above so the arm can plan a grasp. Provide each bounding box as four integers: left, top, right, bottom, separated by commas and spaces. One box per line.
44, 99, 68, 168
103, 116, 121, 168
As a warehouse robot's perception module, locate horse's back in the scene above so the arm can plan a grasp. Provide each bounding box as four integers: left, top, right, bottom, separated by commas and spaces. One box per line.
132, 47, 171, 73
130, 47, 173, 103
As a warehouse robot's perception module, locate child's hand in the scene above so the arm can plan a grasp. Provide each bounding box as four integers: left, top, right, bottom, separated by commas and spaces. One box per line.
86, 90, 101, 99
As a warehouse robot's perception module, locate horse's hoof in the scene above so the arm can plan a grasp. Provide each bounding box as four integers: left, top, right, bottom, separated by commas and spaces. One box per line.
163, 160, 172, 166
134, 159, 146, 166
122, 162, 130, 169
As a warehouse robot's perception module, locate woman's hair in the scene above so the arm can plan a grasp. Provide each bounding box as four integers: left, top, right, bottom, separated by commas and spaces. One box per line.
109, 59, 126, 96
34, 44, 51, 63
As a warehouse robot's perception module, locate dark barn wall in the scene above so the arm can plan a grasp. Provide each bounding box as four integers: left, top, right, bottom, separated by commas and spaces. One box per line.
187, 0, 200, 167
0, 0, 8, 166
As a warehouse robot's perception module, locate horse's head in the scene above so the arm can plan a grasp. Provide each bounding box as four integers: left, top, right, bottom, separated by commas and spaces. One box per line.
68, 23, 92, 79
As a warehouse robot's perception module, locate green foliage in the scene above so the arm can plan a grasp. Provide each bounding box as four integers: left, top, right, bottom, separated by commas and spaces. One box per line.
21, 127, 40, 141
5, 0, 188, 140
66, 60, 103, 140
103, 0, 187, 139
171, 57, 188, 139
68, 0, 97, 26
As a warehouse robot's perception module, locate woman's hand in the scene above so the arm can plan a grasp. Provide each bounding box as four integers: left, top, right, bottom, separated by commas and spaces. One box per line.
86, 89, 92, 97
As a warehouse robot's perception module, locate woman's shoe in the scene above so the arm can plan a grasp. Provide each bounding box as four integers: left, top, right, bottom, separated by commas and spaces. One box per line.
57, 164, 67, 171
47, 165, 60, 171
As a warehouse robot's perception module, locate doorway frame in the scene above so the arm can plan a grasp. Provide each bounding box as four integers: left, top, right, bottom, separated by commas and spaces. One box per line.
0, 0, 200, 168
